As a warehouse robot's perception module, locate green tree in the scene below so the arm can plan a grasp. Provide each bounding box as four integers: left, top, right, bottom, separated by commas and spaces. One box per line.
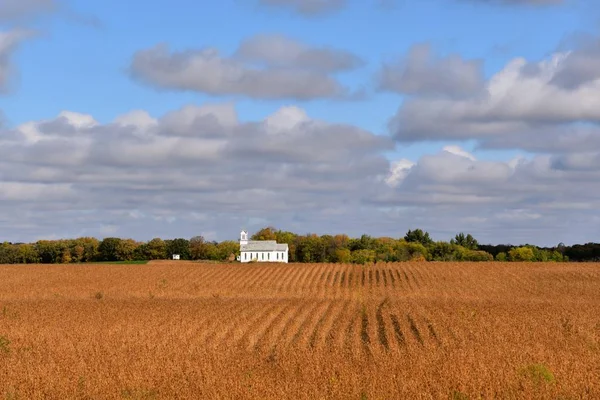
166, 238, 190, 260
115, 239, 138, 261
509, 246, 535, 262
216, 240, 239, 261
451, 233, 479, 250
350, 249, 375, 265
189, 236, 209, 260
430, 241, 460, 261
404, 229, 433, 246
98, 238, 121, 262
332, 248, 352, 263
35, 240, 63, 263
16, 244, 39, 263
251, 227, 277, 241
145, 238, 167, 260
295, 234, 326, 263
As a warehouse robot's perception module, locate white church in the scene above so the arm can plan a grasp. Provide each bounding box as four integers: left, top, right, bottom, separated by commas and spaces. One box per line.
236, 230, 289, 263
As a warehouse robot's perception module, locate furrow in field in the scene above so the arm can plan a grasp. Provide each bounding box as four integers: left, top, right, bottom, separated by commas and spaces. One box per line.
292, 264, 318, 294
324, 300, 351, 350
325, 270, 333, 286
407, 266, 422, 290
196, 300, 242, 345
406, 314, 424, 347
332, 271, 340, 287
388, 269, 396, 289
215, 266, 242, 291
376, 299, 390, 351
343, 304, 361, 354
265, 265, 288, 291
248, 302, 295, 351
213, 301, 260, 348
271, 301, 312, 348
199, 266, 222, 287
402, 269, 414, 291
235, 302, 281, 350
289, 301, 329, 348
347, 271, 354, 288
302, 264, 323, 295
251, 302, 299, 351
308, 302, 337, 349
284, 264, 306, 293
389, 313, 406, 348
360, 306, 373, 358
411, 263, 428, 288
207, 301, 257, 348
240, 265, 264, 289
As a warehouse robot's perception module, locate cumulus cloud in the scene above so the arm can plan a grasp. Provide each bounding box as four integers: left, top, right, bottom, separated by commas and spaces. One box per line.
0, 0, 55, 22
378, 43, 485, 98
2, 103, 600, 246
388, 44, 600, 154
0, 104, 400, 242
258, 0, 347, 16
130, 35, 363, 100
460, 0, 563, 5
236, 34, 363, 72
0, 29, 35, 93
375, 146, 600, 245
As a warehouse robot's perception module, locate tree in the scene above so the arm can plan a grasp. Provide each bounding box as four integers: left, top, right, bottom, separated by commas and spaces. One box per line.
189, 236, 209, 260
16, 244, 39, 263
451, 233, 479, 250
98, 238, 121, 262
295, 234, 326, 263
430, 241, 459, 261
404, 229, 433, 246
145, 238, 167, 260
216, 241, 239, 261
166, 238, 190, 260
79, 237, 99, 262
350, 249, 375, 265
333, 248, 352, 263
509, 246, 535, 262
115, 239, 138, 261
251, 227, 277, 241
35, 240, 63, 263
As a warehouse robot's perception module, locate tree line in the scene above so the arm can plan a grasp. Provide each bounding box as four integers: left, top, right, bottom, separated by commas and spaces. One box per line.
2, 227, 598, 264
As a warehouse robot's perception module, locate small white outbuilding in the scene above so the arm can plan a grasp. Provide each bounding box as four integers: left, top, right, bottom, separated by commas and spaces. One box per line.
236, 230, 288, 263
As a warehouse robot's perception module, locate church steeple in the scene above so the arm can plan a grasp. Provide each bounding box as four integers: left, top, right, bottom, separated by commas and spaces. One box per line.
240, 230, 248, 245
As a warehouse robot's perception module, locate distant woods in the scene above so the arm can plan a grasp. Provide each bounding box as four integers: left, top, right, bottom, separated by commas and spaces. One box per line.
0, 227, 596, 264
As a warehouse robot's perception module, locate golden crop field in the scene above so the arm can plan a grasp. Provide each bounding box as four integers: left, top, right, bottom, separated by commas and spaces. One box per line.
1, 261, 599, 399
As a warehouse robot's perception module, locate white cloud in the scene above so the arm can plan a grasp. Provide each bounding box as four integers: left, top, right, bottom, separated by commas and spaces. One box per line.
2, 104, 600, 246
129, 36, 363, 100
0, 0, 55, 22
389, 44, 600, 156
378, 43, 484, 98
442, 145, 476, 161
0, 29, 36, 93
257, 0, 347, 16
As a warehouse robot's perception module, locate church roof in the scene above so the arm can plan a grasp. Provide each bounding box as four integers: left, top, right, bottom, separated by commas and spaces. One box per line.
241, 240, 288, 252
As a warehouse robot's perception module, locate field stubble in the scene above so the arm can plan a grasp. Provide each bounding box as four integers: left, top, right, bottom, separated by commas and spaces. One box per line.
1, 261, 600, 399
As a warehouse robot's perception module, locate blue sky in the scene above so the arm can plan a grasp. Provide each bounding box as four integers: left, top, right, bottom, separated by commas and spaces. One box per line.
1, 0, 600, 245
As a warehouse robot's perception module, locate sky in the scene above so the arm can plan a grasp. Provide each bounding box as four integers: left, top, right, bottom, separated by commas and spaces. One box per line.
1, 0, 600, 246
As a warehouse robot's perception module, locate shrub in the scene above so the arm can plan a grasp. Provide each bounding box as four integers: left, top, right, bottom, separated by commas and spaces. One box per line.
0, 335, 10, 354
519, 363, 555, 385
